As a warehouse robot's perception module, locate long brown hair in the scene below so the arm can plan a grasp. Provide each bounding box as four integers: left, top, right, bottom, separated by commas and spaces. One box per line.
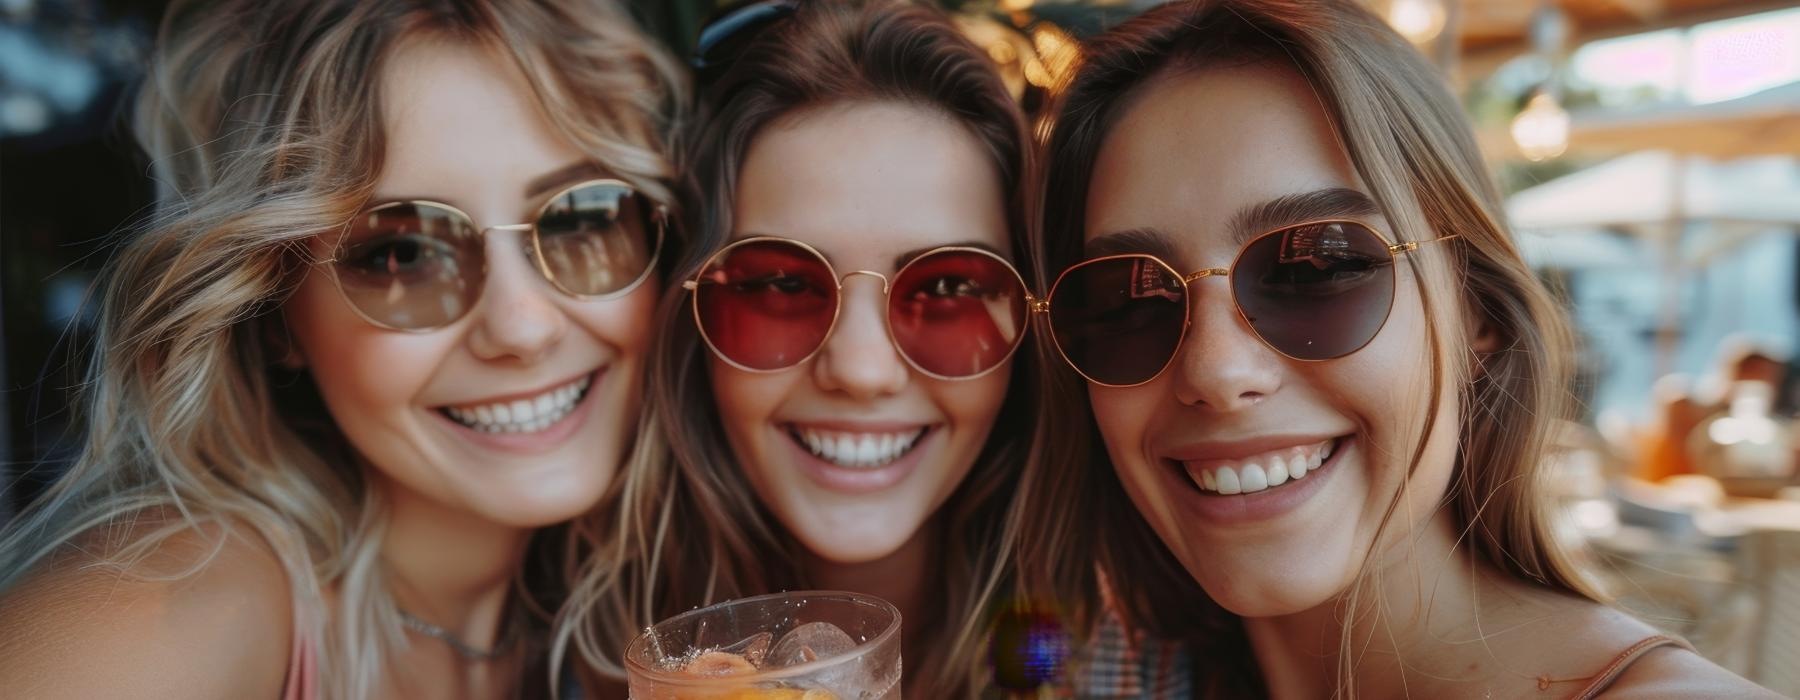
0, 1, 683, 696
1019, 0, 1596, 694
560, 0, 1051, 693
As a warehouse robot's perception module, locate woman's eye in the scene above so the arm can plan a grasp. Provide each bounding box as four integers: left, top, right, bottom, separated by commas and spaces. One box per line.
344, 234, 445, 275
735, 273, 816, 295
917, 276, 982, 298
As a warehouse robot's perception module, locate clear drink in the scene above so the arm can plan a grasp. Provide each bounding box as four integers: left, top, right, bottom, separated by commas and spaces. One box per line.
626, 591, 902, 700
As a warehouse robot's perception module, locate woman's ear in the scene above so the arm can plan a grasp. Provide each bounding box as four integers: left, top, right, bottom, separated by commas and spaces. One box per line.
1464, 300, 1501, 378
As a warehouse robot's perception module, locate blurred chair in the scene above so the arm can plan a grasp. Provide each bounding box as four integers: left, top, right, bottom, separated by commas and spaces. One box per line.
1741, 524, 1800, 696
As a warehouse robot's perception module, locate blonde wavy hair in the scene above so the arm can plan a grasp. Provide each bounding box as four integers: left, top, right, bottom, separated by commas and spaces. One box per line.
1021, 0, 1601, 695
0, 0, 683, 697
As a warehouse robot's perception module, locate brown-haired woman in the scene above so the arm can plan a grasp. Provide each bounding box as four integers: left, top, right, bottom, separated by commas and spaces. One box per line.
556, 0, 1054, 695
1022, 1, 1777, 697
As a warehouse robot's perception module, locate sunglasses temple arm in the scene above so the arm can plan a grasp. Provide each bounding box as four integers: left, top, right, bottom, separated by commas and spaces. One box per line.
1389, 232, 1461, 256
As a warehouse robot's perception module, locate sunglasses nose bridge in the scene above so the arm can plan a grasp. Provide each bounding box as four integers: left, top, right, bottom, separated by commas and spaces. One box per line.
840, 269, 891, 294
1183, 267, 1230, 283
477, 222, 542, 273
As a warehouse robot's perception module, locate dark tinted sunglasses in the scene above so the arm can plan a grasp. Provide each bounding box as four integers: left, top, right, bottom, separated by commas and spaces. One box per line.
1044, 220, 1458, 386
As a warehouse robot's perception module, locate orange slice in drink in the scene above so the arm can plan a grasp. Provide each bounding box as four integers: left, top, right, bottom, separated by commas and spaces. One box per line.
682, 651, 758, 676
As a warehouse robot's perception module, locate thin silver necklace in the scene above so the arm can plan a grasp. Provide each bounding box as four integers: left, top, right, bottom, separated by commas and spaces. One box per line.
398, 609, 519, 662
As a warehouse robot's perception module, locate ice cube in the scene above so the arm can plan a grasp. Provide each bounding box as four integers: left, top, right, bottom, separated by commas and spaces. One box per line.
768, 621, 858, 668
718, 631, 773, 667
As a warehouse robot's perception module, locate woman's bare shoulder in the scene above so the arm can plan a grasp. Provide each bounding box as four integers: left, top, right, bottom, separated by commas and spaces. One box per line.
1600, 644, 1782, 699
1471, 591, 1774, 698
0, 518, 296, 698
1543, 602, 1777, 698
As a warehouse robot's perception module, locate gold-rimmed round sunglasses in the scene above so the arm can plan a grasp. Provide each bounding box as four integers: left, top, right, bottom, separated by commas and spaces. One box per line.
320, 178, 665, 332
1041, 219, 1458, 387
681, 236, 1033, 381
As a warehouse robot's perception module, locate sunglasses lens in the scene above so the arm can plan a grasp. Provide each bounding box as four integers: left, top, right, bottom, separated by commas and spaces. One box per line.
889, 250, 1028, 378
536, 182, 656, 296
1232, 221, 1396, 360
693, 240, 838, 371
333, 203, 483, 330
1048, 256, 1188, 386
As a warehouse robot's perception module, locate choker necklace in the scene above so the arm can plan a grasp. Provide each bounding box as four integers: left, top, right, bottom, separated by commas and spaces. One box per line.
398, 609, 520, 662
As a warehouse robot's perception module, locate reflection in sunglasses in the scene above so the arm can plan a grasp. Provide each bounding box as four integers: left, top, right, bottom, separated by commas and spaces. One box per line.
984, 294, 1019, 347
1128, 258, 1182, 302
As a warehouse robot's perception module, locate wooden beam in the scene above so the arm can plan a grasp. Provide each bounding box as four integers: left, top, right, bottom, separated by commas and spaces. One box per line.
1607, 0, 1670, 23
1461, 0, 1798, 81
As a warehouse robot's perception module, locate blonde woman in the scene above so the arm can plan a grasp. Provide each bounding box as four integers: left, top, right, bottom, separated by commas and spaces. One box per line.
0, 0, 681, 697
1024, 0, 1776, 697
557, 1, 1067, 695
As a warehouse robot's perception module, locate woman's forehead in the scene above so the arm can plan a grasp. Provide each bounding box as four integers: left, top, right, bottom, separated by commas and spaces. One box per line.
733, 101, 1012, 266
373, 39, 582, 206
1084, 62, 1365, 257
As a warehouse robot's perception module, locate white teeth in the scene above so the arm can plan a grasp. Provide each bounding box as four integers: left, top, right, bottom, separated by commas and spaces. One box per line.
794, 426, 927, 469
1216, 467, 1242, 495
441, 375, 592, 434
1239, 464, 1269, 493
1267, 456, 1289, 487
1187, 438, 1340, 494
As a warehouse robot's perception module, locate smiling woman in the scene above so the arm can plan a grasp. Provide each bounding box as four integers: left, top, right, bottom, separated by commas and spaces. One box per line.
0, 1, 682, 698
1022, 0, 1778, 698
553, 0, 1055, 695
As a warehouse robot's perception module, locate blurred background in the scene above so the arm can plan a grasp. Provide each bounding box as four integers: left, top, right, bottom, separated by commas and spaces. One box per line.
3, 0, 1798, 692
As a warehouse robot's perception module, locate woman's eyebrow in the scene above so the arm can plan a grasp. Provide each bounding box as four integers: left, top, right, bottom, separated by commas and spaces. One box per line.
1227, 187, 1379, 244
524, 161, 606, 200
1082, 189, 1378, 260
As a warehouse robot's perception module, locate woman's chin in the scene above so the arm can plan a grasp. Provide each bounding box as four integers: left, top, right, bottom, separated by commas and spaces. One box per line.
1187, 563, 1345, 619
793, 525, 914, 565
459, 477, 609, 530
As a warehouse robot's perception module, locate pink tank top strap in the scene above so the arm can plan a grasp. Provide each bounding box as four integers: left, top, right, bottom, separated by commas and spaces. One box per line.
1568, 634, 1691, 700
282, 622, 319, 700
